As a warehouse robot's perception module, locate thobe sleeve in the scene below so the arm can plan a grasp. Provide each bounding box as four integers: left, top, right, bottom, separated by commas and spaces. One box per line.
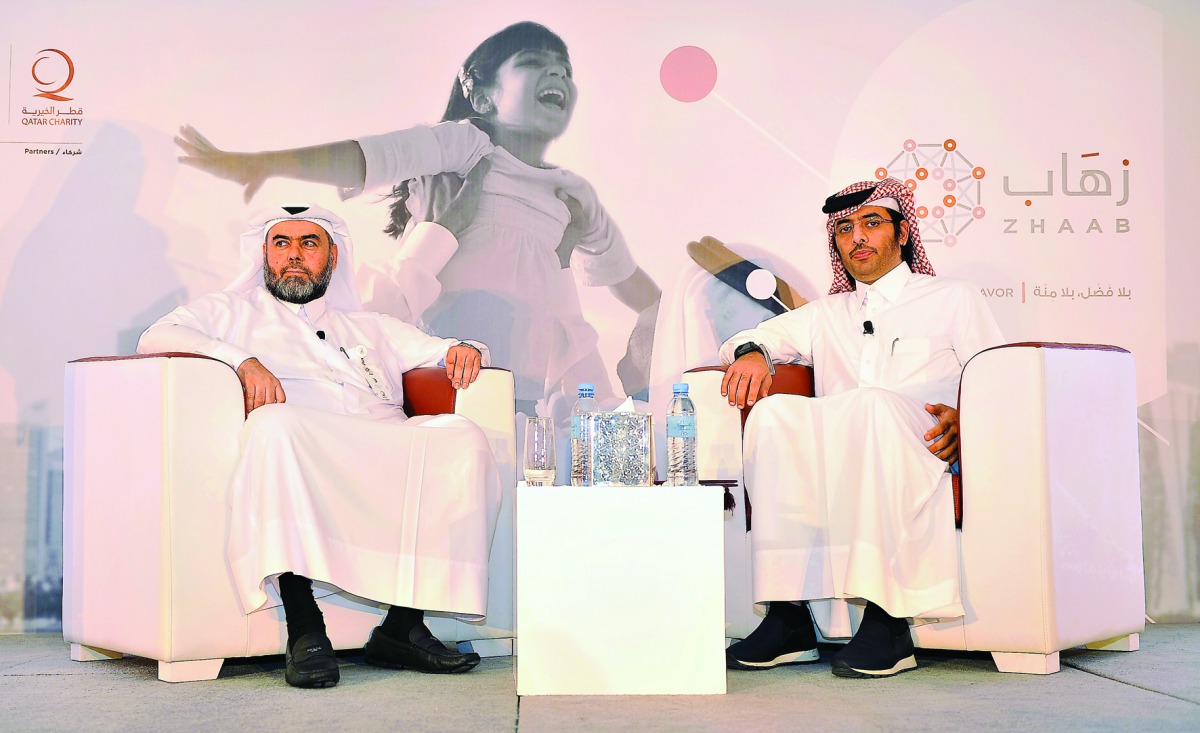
358, 221, 458, 324
557, 177, 637, 287
350, 121, 494, 198
719, 304, 818, 366
950, 284, 1006, 367
370, 313, 464, 371
137, 292, 255, 369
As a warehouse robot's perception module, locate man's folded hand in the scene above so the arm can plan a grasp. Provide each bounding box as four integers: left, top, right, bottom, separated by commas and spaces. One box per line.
237, 357, 286, 414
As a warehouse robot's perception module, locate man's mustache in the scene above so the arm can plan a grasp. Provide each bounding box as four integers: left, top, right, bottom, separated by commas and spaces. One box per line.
277, 264, 315, 278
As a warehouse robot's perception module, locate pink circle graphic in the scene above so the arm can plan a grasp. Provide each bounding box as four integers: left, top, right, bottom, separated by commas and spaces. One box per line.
932, 206, 945, 219
943, 179, 956, 191
944, 234, 958, 248
903, 139, 917, 152
660, 46, 718, 103
931, 168, 945, 180
972, 206, 986, 219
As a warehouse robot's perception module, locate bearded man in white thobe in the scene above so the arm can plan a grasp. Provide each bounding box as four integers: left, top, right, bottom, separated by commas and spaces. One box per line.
720, 177, 1004, 679
137, 194, 501, 688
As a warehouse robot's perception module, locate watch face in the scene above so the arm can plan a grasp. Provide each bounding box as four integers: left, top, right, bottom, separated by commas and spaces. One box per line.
735, 342, 760, 359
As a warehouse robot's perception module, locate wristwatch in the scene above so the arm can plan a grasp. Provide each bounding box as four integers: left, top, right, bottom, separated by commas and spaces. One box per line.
733, 341, 775, 375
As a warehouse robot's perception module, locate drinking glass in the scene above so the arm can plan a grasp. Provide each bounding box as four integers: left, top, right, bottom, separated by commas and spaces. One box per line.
523, 416, 557, 486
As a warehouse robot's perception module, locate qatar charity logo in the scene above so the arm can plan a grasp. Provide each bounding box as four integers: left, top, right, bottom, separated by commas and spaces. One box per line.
21, 48, 84, 130
32, 48, 75, 102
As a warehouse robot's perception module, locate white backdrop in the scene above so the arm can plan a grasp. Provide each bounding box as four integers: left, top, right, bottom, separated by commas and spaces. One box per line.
1, 0, 1196, 629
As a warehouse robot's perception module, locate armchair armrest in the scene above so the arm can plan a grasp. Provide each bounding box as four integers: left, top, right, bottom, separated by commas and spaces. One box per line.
956, 342, 1144, 649
401, 366, 517, 645
401, 366, 517, 492
64, 353, 247, 659
682, 364, 814, 638
683, 364, 814, 483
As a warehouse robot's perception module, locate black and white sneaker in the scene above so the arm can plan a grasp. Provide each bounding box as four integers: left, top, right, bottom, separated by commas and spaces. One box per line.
726, 603, 819, 670
830, 617, 916, 679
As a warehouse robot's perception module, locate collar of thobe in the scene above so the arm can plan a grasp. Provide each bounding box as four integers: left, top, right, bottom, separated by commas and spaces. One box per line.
855, 262, 913, 313
277, 293, 328, 325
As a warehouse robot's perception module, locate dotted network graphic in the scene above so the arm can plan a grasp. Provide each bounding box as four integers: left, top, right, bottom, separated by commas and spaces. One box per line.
877, 140, 986, 248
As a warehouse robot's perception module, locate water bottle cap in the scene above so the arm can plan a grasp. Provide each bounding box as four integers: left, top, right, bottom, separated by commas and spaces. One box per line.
672, 383, 689, 395
578, 382, 595, 396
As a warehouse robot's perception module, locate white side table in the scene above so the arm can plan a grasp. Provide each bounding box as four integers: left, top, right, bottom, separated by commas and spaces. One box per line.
515, 484, 726, 695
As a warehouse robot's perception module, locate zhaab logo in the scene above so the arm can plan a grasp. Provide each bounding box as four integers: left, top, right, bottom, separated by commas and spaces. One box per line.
32, 49, 74, 102
876, 139, 985, 248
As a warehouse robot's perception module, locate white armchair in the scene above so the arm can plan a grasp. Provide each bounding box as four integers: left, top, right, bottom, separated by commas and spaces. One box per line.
684, 342, 1145, 674
63, 353, 516, 682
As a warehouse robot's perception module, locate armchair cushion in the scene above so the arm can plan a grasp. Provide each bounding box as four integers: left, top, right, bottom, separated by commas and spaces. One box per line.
402, 367, 457, 416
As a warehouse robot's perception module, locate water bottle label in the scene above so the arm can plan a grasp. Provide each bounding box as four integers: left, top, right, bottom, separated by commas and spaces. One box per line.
667, 415, 696, 438
571, 415, 581, 440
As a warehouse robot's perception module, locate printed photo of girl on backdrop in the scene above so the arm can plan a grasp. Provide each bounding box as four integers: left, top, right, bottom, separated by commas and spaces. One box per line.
175, 21, 661, 422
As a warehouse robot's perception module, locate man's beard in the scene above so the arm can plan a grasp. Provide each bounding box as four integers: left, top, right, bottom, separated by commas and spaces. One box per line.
263, 254, 335, 304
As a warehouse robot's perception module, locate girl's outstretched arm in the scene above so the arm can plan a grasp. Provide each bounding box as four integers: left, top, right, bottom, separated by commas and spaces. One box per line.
609, 267, 661, 313
175, 125, 366, 203
557, 190, 662, 398
557, 193, 661, 313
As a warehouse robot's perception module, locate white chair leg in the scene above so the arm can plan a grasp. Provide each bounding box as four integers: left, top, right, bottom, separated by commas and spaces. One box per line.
70, 643, 122, 662
158, 658, 224, 683
1085, 633, 1139, 652
991, 651, 1060, 674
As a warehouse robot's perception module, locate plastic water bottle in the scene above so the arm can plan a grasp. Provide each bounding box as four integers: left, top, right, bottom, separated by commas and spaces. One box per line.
570, 383, 598, 486
666, 383, 698, 486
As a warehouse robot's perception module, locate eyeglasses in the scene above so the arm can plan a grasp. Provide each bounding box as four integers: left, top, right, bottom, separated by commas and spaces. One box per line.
834, 217, 895, 237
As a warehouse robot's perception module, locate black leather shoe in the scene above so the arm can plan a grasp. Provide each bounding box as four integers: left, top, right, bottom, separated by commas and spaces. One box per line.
364, 623, 481, 674
285, 631, 340, 688
726, 603, 819, 670
831, 617, 916, 678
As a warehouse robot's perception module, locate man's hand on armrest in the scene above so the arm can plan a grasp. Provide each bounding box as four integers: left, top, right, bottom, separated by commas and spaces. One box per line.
236, 357, 286, 414
445, 344, 482, 390
721, 351, 773, 410
924, 403, 959, 464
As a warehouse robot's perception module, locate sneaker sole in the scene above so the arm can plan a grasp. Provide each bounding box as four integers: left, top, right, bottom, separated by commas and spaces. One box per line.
726, 648, 820, 670
831, 655, 917, 679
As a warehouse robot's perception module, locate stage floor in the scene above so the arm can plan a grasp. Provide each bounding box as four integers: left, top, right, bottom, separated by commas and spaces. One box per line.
1, 624, 1197, 731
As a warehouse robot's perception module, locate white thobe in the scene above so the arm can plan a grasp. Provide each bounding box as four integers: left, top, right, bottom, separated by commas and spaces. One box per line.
719, 263, 1004, 633
138, 285, 502, 618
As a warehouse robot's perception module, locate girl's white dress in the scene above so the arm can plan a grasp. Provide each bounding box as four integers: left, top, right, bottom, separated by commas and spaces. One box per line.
350, 121, 636, 408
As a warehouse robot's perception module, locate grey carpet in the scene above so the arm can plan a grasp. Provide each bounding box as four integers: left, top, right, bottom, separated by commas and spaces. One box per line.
2, 625, 1197, 732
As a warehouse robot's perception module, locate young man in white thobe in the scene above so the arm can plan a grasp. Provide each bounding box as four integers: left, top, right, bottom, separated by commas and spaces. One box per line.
719, 177, 1004, 678
137, 180, 502, 688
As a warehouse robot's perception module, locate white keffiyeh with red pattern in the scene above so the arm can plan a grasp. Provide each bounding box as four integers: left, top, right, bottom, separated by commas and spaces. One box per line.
824, 177, 935, 294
